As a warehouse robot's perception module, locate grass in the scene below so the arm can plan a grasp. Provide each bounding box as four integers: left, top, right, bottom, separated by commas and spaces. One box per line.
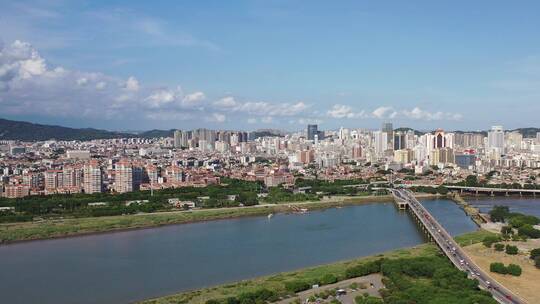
140, 244, 439, 304
464, 242, 540, 303
0, 196, 394, 243
454, 229, 497, 247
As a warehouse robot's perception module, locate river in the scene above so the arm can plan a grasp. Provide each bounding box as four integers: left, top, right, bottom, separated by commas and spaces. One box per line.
467, 197, 540, 217
0, 198, 477, 304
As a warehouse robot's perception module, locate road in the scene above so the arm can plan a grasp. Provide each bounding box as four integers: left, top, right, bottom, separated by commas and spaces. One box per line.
392, 188, 526, 304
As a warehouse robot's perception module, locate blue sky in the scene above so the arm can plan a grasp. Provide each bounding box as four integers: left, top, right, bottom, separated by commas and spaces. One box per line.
1, 0, 540, 131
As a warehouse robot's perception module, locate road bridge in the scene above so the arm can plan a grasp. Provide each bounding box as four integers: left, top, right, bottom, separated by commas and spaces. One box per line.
398, 183, 540, 196
391, 188, 525, 304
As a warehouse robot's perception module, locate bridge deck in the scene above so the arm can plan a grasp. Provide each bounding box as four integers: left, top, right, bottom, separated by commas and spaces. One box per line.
391, 189, 525, 304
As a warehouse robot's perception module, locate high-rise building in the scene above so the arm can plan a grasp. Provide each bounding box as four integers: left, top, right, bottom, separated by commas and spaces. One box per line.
487, 126, 504, 149
381, 122, 393, 150
114, 159, 133, 193
174, 130, 183, 148
393, 131, 406, 150
307, 124, 318, 141
373, 131, 388, 157
83, 160, 102, 194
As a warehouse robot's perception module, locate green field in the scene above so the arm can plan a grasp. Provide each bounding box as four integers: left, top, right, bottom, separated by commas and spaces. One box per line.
0, 195, 394, 243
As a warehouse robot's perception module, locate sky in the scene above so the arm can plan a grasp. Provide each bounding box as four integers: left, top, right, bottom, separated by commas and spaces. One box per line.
1, 0, 540, 131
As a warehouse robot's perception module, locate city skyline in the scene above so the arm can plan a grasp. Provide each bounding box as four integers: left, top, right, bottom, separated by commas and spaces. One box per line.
2, 1, 540, 130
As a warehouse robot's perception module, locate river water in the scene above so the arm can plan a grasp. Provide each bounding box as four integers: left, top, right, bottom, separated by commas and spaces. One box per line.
0, 199, 477, 304
467, 197, 540, 218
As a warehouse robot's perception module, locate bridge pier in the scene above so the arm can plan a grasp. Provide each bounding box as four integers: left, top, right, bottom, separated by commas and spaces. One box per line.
475, 190, 479, 196
505, 191, 509, 197
490, 191, 494, 197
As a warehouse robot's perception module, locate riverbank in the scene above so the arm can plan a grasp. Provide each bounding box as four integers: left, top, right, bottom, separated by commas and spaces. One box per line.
448, 193, 486, 225
140, 243, 439, 304
141, 229, 490, 304
1, 194, 416, 244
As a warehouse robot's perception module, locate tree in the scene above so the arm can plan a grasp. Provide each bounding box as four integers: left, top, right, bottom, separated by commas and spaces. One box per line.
490, 262, 507, 274
505, 245, 518, 255
482, 236, 500, 248
535, 256, 540, 269
465, 175, 478, 187
501, 225, 513, 235
506, 264, 522, 276
530, 248, 540, 260
489, 206, 509, 222
494, 243, 505, 252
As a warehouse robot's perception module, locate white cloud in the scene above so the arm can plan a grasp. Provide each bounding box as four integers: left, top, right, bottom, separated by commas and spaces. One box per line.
372, 106, 397, 119
214, 96, 238, 107
402, 107, 463, 121
183, 91, 205, 105
327, 104, 366, 119
124, 76, 139, 91
261, 116, 273, 123
247, 117, 257, 124
206, 113, 226, 123
76, 77, 88, 86
95, 81, 106, 90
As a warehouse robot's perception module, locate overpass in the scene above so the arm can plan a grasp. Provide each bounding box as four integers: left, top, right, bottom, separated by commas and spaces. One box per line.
398, 183, 540, 196
391, 188, 525, 304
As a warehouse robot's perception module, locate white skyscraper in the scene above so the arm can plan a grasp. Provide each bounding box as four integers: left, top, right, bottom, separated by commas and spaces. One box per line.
488, 126, 504, 148
373, 131, 388, 157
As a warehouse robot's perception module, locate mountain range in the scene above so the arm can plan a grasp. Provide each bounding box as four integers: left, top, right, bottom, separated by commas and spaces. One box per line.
0, 117, 538, 141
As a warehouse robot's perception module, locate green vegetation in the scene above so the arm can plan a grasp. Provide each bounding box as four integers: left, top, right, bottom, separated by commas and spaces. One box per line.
143, 230, 493, 304
530, 248, 540, 260
535, 256, 540, 269
0, 178, 263, 223
295, 178, 369, 196
494, 243, 505, 251
141, 245, 439, 304
454, 230, 496, 247
505, 245, 519, 255
263, 187, 317, 204
355, 294, 383, 304
488, 205, 540, 239
490, 262, 522, 276
451, 175, 540, 190
408, 185, 449, 195
482, 235, 501, 248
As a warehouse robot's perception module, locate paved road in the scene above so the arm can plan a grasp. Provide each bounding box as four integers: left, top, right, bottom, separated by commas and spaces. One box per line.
392, 189, 526, 304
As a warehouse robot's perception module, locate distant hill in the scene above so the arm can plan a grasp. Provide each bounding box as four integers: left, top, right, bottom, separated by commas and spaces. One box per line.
0, 118, 133, 141
137, 129, 175, 138
510, 127, 540, 138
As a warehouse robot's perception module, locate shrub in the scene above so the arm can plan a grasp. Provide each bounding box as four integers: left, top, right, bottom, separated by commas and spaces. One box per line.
490, 262, 507, 274
530, 248, 540, 260
494, 243, 505, 251
535, 256, 540, 269
505, 245, 519, 255
320, 274, 338, 285
517, 224, 540, 238
284, 280, 311, 293
482, 235, 500, 248
506, 264, 522, 276
345, 260, 381, 278
501, 226, 513, 235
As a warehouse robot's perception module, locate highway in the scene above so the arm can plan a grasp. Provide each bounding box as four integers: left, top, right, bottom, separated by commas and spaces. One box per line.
391, 188, 525, 304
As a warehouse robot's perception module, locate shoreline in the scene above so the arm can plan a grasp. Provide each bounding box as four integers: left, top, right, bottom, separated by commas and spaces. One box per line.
140, 229, 491, 304
0, 194, 408, 245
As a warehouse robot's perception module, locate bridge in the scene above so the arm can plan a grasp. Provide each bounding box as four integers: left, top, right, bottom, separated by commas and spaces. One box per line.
391, 188, 525, 304
398, 183, 540, 196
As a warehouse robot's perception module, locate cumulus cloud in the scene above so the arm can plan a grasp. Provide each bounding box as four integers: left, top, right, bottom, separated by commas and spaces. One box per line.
402, 107, 463, 121
206, 113, 226, 123
372, 106, 397, 119
327, 104, 366, 119
124, 76, 139, 91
